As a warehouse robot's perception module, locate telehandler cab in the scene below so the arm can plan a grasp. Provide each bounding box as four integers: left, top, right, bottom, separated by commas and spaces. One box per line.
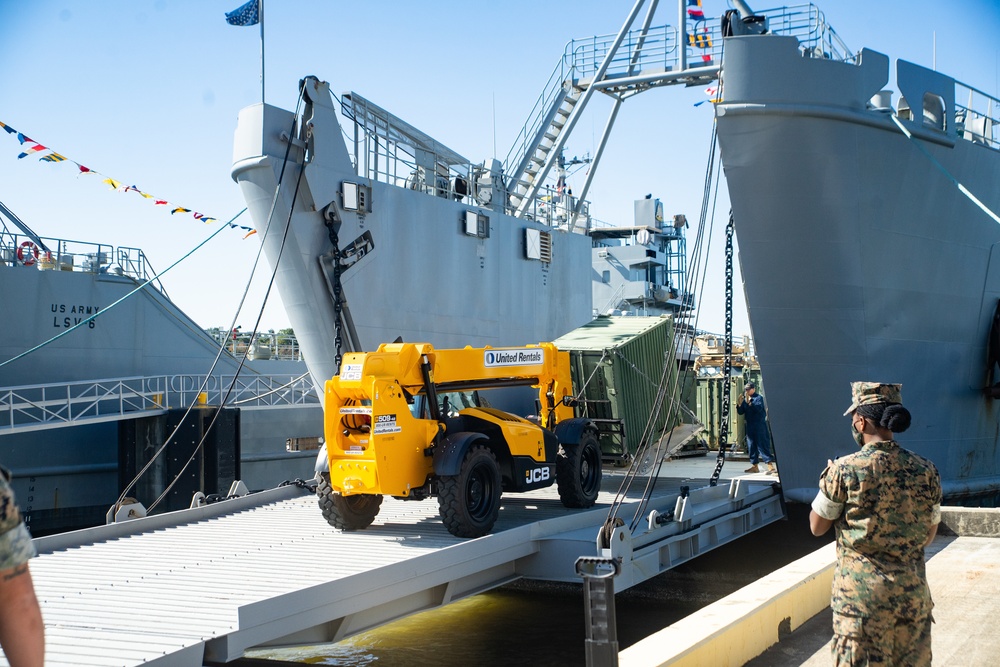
315, 342, 602, 537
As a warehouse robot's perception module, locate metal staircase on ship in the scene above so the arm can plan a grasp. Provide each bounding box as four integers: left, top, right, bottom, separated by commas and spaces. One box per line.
503, 1, 850, 227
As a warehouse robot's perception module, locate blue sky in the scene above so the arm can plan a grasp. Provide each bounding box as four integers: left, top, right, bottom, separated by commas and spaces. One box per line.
2, 1, 999, 337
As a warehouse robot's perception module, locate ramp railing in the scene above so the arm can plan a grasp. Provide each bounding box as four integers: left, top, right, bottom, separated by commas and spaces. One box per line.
0, 374, 318, 434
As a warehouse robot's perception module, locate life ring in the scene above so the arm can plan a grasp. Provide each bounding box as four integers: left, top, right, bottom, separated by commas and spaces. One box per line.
17, 241, 39, 266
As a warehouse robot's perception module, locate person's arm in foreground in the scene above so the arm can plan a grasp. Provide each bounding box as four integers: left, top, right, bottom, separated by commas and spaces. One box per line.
0, 561, 44, 667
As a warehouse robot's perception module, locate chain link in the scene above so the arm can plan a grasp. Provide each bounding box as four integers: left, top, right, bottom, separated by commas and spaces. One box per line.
324, 216, 345, 369
710, 212, 735, 486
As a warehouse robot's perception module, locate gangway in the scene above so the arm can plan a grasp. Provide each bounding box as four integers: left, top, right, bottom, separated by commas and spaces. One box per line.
0, 374, 317, 435
17, 451, 783, 666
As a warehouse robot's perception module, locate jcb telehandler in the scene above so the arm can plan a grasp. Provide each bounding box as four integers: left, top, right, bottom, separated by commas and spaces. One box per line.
315, 342, 602, 537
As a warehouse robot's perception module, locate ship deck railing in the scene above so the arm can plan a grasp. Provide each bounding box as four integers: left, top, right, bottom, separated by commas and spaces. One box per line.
0, 374, 318, 435
204, 328, 305, 362
503, 4, 852, 195
0, 232, 169, 296
954, 82, 999, 150
337, 90, 595, 232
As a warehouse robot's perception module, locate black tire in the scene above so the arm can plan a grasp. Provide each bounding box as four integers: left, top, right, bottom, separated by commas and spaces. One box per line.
316, 472, 382, 530
438, 444, 502, 538
556, 430, 602, 508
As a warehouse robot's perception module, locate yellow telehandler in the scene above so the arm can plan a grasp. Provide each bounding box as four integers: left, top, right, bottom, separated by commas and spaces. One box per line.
316, 342, 602, 537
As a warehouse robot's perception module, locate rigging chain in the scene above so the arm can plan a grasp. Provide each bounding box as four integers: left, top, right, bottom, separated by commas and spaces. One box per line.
709, 210, 736, 486
324, 210, 346, 368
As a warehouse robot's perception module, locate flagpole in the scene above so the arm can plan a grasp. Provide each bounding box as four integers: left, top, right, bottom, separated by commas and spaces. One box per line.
259, 0, 265, 104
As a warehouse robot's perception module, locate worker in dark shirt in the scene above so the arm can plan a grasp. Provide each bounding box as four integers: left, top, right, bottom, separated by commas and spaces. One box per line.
736, 382, 776, 474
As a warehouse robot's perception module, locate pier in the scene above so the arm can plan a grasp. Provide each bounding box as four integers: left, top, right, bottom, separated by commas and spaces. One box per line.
620, 507, 1000, 666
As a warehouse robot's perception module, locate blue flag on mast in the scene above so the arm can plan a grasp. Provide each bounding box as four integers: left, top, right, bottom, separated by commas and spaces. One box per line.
225, 0, 259, 26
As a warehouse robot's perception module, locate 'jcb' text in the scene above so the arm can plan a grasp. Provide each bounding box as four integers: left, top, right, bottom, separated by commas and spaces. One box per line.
525, 467, 550, 483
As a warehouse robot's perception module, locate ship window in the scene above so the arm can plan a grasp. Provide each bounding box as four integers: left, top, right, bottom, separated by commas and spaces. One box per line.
602, 270, 611, 284
342, 182, 359, 210
922, 93, 946, 132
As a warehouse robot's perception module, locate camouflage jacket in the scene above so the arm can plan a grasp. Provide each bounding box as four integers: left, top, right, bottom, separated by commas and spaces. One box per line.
814, 440, 941, 618
1, 466, 36, 570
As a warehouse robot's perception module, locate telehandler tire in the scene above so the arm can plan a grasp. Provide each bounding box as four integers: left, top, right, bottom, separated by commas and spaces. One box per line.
438, 444, 502, 538
556, 430, 602, 508
317, 472, 383, 530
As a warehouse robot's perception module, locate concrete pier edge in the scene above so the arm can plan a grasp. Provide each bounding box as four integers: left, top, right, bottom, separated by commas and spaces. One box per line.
619, 506, 1000, 667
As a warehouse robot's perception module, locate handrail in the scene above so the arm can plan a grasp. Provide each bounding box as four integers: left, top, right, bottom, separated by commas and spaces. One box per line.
0, 374, 319, 433
955, 82, 999, 150
0, 229, 168, 296
502, 4, 853, 190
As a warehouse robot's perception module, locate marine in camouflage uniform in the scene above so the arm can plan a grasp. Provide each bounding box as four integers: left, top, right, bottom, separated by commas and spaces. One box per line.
810, 382, 941, 667
0, 466, 35, 571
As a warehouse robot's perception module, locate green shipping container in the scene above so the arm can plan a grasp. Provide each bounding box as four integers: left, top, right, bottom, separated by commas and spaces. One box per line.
553, 316, 681, 463
694, 368, 763, 450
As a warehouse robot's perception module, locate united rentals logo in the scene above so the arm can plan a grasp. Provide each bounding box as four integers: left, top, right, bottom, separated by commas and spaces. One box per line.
484, 348, 544, 368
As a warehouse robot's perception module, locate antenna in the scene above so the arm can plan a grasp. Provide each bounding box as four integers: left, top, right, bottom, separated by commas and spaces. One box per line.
492, 92, 497, 159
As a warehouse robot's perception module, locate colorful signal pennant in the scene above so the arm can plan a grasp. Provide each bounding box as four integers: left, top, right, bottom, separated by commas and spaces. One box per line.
0, 118, 257, 238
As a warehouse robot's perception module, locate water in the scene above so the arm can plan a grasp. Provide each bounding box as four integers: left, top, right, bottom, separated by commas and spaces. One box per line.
241, 505, 829, 666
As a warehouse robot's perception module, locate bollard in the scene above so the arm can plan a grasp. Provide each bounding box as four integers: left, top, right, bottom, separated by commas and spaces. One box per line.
575, 556, 621, 667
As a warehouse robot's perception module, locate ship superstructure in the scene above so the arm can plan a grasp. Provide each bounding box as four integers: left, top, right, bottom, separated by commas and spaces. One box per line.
230, 2, 838, 410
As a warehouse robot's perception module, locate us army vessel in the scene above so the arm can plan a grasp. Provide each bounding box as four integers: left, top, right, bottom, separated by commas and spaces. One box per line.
232, 0, 1000, 508
0, 204, 321, 533
229, 2, 830, 406
716, 13, 1000, 502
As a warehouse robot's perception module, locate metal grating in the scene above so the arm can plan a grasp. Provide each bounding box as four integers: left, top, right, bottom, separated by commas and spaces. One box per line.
10, 458, 781, 666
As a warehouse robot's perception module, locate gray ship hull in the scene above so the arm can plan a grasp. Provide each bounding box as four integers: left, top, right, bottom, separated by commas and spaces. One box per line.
0, 260, 321, 533
231, 85, 593, 404
717, 35, 1000, 502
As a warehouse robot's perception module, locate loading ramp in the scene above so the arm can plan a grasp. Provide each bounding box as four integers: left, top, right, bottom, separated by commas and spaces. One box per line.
17, 455, 782, 667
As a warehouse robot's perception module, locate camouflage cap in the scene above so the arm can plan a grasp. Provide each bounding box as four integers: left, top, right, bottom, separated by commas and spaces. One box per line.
843, 381, 902, 416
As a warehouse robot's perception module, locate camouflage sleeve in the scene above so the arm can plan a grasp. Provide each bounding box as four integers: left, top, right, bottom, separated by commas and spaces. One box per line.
812, 463, 846, 520
928, 460, 942, 525
0, 472, 35, 570
0, 522, 36, 571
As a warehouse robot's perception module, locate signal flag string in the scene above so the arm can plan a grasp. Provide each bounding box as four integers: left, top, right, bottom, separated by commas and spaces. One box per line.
0, 119, 257, 238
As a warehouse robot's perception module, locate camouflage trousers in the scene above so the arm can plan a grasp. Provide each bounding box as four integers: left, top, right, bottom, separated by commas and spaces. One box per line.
832, 610, 932, 666
0, 467, 36, 571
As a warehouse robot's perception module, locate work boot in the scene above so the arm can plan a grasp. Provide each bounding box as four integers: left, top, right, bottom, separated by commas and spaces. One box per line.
744, 464, 759, 473
766, 462, 778, 476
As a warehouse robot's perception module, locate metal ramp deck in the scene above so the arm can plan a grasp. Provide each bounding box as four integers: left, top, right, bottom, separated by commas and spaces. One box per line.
17, 458, 783, 667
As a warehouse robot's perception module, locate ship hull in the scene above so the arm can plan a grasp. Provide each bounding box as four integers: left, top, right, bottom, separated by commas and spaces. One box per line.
717, 36, 1000, 502
0, 263, 320, 532
231, 92, 593, 405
